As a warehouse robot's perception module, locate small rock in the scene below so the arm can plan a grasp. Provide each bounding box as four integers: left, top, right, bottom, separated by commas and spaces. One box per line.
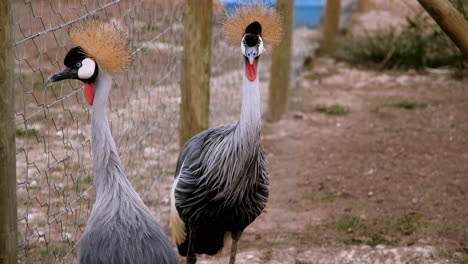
293, 112, 304, 119
368, 191, 373, 197
412, 198, 418, 204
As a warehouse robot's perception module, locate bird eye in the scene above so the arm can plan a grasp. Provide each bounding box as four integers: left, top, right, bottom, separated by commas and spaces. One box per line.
76, 62, 82, 68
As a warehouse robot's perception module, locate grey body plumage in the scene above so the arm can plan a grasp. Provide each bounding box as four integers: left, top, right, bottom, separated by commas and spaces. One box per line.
175, 123, 269, 226
78, 71, 178, 264
48, 21, 179, 263
171, 59, 269, 263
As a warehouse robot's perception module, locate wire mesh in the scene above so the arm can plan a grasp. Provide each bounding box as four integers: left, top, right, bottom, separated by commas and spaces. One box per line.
12, 0, 315, 262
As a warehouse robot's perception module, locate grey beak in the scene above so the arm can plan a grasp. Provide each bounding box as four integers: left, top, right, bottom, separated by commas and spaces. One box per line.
245, 46, 259, 65
47, 67, 78, 83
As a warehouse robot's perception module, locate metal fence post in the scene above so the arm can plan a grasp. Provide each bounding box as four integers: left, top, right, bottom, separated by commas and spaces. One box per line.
267, 0, 294, 122
180, 0, 213, 147
0, 0, 18, 263
320, 0, 341, 54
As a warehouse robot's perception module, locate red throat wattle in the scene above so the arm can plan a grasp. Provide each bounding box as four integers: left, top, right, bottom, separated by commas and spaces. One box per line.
84, 83, 95, 106
245, 59, 258, 82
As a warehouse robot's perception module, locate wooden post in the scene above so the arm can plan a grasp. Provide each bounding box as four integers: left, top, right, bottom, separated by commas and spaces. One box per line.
180, 0, 213, 147
358, 0, 371, 13
0, 0, 18, 263
418, 0, 468, 56
319, 0, 341, 54
267, 0, 294, 122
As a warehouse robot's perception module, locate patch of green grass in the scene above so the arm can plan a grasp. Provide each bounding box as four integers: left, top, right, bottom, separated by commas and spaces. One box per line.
316, 104, 350, 115
440, 249, 468, 264
83, 176, 94, 184
31, 81, 62, 91
322, 190, 340, 202
32, 81, 45, 89
459, 128, 468, 135
397, 211, 428, 236
39, 249, 57, 256
304, 73, 333, 81
391, 100, 427, 110
336, 216, 362, 231
301, 192, 314, 203
49, 82, 62, 91
336, 212, 427, 247
73, 133, 86, 141
371, 100, 427, 112
16, 128, 38, 137
366, 233, 396, 247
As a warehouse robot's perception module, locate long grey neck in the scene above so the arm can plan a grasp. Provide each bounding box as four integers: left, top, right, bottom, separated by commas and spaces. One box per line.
90, 70, 127, 200
237, 61, 261, 144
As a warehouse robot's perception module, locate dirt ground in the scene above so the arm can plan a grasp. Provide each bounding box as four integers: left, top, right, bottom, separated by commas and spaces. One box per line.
190, 2, 468, 263
194, 58, 468, 263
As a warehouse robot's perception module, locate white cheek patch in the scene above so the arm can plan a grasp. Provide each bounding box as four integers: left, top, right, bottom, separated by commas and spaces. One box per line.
258, 37, 265, 55
78, 58, 96, 79
241, 37, 246, 56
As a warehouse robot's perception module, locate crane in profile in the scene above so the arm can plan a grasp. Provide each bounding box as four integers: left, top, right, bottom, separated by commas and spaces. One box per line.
170, 4, 283, 264
47, 20, 178, 264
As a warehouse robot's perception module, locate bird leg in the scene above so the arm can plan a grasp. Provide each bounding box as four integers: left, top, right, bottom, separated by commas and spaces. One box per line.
229, 231, 242, 264
186, 227, 197, 264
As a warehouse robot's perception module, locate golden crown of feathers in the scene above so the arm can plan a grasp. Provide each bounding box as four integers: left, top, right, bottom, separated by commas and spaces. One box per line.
69, 20, 130, 73
223, 3, 283, 47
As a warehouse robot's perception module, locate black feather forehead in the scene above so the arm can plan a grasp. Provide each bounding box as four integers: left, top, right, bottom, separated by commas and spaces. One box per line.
223, 3, 283, 46
64, 47, 87, 67
245, 21, 262, 35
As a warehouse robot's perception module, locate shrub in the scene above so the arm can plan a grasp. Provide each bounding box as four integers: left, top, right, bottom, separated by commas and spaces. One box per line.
335, 14, 464, 70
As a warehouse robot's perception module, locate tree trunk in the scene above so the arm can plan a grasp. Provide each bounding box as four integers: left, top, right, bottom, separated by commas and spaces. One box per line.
267, 0, 295, 122
418, 0, 468, 56
0, 0, 18, 263
180, 0, 213, 147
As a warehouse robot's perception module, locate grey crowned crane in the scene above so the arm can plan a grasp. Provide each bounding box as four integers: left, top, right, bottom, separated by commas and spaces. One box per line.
47, 20, 178, 264
170, 4, 283, 264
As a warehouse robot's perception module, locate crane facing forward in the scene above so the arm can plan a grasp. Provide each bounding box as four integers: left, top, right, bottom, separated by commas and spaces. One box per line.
170, 4, 283, 264
47, 20, 178, 264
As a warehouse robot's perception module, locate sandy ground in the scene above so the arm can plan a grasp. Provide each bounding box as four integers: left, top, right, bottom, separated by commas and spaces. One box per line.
193, 56, 467, 264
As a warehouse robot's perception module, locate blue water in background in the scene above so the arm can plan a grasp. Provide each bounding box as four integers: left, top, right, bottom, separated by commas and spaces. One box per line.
221, 0, 326, 28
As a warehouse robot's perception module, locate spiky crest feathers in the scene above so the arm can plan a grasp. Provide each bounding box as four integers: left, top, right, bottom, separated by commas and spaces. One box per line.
69, 20, 130, 73
223, 4, 283, 47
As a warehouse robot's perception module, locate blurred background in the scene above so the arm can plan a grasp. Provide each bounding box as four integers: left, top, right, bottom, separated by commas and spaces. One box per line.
1, 0, 467, 263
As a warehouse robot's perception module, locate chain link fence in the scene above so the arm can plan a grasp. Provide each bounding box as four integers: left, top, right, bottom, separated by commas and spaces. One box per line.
12, 0, 315, 262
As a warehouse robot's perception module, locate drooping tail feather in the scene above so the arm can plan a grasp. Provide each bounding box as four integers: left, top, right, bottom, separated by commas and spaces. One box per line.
177, 223, 227, 256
